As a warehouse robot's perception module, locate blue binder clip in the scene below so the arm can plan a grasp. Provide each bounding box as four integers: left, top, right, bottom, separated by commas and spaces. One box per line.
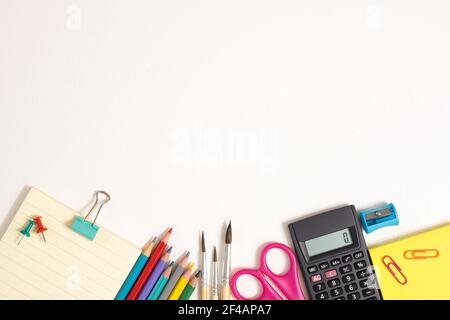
71, 191, 110, 240
360, 203, 399, 234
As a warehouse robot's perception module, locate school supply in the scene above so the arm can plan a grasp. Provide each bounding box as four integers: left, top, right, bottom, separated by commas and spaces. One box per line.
71, 191, 110, 240
200, 231, 208, 300
369, 223, 450, 299
138, 247, 172, 300
115, 237, 156, 300
17, 219, 35, 246
230, 242, 305, 300
168, 262, 195, 300
147, 262, 174, 300
33, 216, 48, 243
403, 249, 439, 260
0, 188, 141, 299
180, 270, 201, 300
381, 255, 407, 285
289, 205, 382, 300
158, 252, 190, 300
126, 228, 172, 300
221, 221, 232, 300
360, 203, 399, 234
211, 246, 219, 300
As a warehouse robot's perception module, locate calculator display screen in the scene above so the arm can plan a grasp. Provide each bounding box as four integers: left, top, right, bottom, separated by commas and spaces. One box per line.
304, 228, 353, 257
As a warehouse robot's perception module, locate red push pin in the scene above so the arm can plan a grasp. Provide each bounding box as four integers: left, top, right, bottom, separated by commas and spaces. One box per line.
33, 216, 48, 243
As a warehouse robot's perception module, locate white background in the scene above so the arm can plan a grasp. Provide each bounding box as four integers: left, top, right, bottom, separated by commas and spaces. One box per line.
1, 1, 449, 298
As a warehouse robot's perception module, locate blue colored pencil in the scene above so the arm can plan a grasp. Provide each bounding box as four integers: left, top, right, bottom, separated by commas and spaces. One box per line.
115, 237, 156, 300
147, 261, 174, 300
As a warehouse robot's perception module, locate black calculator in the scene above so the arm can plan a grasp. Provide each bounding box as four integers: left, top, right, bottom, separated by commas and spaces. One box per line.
288, 205, 382, 300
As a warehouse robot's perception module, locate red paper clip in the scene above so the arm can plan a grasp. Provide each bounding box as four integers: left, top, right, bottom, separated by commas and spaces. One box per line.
403, 249, 439, 260
382, 255, 407, 285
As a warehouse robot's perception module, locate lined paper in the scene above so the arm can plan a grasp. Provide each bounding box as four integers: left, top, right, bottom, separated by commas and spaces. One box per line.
0, 188, 141, 300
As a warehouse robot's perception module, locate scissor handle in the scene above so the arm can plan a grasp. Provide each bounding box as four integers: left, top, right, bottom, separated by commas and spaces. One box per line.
230, 269, 283, 300
259, 242, 305, 300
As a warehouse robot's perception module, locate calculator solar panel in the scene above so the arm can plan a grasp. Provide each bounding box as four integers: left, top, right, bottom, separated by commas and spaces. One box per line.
289, 205, 382, 300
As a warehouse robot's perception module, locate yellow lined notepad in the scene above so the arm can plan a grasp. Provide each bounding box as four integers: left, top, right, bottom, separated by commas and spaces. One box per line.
0, 188, 141, 300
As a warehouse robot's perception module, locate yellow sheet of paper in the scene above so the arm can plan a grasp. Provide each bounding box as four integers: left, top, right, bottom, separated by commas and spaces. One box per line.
370, 223, 450, 300
0, 188, 141, 299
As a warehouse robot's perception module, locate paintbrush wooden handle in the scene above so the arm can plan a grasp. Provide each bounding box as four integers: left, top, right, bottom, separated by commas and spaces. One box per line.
221, 286, 230, 300
200, 287, 209, 300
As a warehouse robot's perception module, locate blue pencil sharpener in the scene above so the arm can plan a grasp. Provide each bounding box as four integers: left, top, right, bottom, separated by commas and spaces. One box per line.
360, 203, 399, 234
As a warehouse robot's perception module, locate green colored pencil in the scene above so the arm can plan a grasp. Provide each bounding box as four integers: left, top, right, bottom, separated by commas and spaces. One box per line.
179, 270, 201, 300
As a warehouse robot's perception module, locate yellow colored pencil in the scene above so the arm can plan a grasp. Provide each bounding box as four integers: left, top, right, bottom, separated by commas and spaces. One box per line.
168, 262, 195, 300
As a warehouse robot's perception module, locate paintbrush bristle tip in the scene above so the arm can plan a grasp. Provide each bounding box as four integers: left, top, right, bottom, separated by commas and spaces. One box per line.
225, 221, 232, 244
201, 232, 206, 252
213, 246, 217, 261
168, 227, 173, 233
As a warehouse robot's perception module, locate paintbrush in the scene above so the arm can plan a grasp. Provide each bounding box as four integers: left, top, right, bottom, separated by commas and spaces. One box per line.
211, 246, 219, 300
221, 221, 232, 300
200, 231, 208, 300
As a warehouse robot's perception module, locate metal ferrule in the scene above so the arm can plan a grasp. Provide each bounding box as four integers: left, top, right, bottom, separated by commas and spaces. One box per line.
211, 261, 219, 297
222, 244, 231, 286
201, 252, 208, 288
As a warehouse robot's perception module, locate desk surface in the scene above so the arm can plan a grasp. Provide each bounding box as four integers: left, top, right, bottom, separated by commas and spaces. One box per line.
1, 1, 449, 298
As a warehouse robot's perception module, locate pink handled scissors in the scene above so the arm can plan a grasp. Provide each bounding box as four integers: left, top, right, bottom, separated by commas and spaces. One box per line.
230, 242, 305, 300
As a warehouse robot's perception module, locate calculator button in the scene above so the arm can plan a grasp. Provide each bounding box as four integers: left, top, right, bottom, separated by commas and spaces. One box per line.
366, 297, 378, 300
360, 279, 369, 288
307, 265, 318, 274
311, 274, 322, 283
356, 269, 371, 279
354, 260, 367, 270
345, 283, 358, 292
335, 297, 346, 300
362, 289, 375, 297
319, 262, 329, 270
342, 255, 353, 263
339, 265, 352, 274
342, 274, 355, 283
330, 287, 344, 297
316, 292, 329, 300
325, 269, 337, 279
347, 292, 361, 300
330, 258, 341, 267
327, 278, 340, 288
353, 251, 364, 260
313, 283, 326, 292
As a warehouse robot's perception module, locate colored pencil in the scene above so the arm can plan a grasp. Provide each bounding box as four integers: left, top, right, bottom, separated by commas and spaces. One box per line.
147, 261, 174, 300
137, 247, 172, 300
115, 237, 156, 300
168, 262, 195, 300
127, 228, 172, 300
180, 270, 201, 300
158, 252, 190, 300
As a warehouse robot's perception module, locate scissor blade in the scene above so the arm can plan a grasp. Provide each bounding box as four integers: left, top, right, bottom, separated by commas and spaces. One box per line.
262, 274, 288, 300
